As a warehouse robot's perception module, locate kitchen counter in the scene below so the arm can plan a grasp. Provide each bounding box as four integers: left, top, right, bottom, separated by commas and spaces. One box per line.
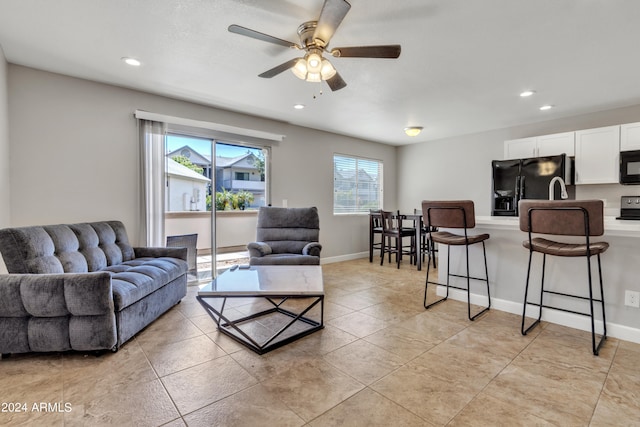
476, 215, 640, 237
437, 215, 640, 343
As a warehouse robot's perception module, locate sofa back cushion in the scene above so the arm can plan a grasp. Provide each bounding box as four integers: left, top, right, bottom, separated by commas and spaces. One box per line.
0, 221, 134, 274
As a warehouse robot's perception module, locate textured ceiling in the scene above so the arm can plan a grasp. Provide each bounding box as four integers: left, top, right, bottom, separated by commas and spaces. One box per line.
1, 0, 640, 145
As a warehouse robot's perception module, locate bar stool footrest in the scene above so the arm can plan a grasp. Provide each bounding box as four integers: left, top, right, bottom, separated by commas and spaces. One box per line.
424, 280, 490, 320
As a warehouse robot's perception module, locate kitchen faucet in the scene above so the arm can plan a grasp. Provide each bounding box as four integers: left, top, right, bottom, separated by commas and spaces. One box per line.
549, 176, 568, 200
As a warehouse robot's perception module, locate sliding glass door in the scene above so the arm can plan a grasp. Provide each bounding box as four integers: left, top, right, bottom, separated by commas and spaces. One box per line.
164, 134, 269, 282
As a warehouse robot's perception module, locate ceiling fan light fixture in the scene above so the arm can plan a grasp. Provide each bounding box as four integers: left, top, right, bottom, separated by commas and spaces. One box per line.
306, 52, 323, 73
320, 58, 336, 80
404, 126, 423, 137
292, 58, 308, 80
306, 72, 322, 83
291, 54, 336, 82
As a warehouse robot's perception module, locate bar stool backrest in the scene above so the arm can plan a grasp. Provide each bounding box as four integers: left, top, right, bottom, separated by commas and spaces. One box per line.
518, 199, 604, 236
421, 200, 476, 229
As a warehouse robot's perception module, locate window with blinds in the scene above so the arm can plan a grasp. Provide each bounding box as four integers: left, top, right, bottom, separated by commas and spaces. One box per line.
333, 154, 383, 214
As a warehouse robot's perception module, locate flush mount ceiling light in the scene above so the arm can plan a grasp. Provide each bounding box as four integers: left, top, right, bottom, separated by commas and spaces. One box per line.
404, 126, 423, 137
293, 103, 305, 109
539, 105, 553, 111
520, 90, 536, 97
122, 57, 141, 66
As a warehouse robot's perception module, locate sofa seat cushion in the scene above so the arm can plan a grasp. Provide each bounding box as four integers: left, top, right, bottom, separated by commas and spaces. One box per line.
103, 257, 188, 311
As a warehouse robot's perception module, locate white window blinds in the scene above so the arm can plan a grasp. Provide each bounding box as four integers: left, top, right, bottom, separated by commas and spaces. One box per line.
333, 155, 383, 214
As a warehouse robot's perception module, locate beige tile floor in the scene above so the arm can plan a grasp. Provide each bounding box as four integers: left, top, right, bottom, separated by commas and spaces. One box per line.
1, 258, 639, 426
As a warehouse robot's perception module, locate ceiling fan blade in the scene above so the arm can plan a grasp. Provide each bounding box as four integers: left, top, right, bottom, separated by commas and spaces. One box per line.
331, 45, 402, 58
228, 24, 299, 49
313, 0, 351, 47
326, 72, 347, 91
258, 58, 300, 78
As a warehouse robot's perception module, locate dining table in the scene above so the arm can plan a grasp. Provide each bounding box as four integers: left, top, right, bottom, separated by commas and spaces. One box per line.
369, 211, 426, 271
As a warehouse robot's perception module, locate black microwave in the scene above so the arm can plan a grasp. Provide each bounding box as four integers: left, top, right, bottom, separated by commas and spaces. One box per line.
620, 150, 640, 184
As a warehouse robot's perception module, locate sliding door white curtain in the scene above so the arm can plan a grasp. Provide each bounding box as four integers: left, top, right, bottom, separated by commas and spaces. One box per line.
139, 119, 167, 247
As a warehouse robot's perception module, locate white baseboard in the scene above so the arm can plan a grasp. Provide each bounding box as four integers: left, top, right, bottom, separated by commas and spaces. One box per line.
436, 286, 640, 344
321, 252, 368, 264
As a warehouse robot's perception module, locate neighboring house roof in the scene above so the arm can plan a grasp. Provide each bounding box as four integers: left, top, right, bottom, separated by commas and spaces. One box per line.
167, 145, 211, 166
335, 168, 376, 182
166, 158, 211, 182
215, 153, 257, 169
167, 145, 258, 170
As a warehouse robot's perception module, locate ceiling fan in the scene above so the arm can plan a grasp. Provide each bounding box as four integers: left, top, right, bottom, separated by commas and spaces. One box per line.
228, 0, 401, 91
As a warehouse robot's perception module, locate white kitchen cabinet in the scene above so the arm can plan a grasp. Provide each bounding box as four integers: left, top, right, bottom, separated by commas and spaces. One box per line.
504, 132, 575, 160
504, 137, 537, 159
575, 125, 620, 184
536, 132, 575, 157
620, 122, 640, 151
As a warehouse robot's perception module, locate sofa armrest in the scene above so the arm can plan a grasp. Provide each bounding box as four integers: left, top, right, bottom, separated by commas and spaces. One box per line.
247, 242, 272, 258
134, 246, 188, 261
0, 272, 114, 317
0, 272, 117, 353
302, 242, 322, 257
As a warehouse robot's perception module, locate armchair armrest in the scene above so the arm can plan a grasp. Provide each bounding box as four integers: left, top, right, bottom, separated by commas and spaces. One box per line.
302, 242, 322, 257
134, 246, 188, 261
247, 242, 272, 258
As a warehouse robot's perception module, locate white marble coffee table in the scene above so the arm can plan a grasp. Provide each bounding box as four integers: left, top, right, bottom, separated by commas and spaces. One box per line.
197, 265, 324, 354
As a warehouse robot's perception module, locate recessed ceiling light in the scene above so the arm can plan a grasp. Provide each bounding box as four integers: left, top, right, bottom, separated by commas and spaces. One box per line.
520, 90, 536, 97
539, 105, 553, 111
404, 126, 423, 137
122, 57, 141, 66
293, 104, 305, 110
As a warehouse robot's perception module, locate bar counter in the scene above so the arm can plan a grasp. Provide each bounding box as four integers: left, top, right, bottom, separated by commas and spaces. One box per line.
437, 216, 640, 343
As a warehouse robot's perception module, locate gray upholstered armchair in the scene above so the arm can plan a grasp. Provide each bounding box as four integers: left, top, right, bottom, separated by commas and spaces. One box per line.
247, 206, 322, 265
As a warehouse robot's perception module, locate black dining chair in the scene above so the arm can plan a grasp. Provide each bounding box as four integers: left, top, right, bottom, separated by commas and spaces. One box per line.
414, 208, 438, 269
379, 210, 416, 268
369, 209, 383, 263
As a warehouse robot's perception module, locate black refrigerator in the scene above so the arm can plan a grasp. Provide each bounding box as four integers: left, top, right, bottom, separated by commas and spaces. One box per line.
491, 154, 573, 216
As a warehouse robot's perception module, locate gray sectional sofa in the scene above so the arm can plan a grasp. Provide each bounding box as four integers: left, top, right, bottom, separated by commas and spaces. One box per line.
0, 221, 188, 355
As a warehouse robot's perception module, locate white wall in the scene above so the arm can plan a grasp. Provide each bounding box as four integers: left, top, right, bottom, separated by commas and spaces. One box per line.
166, 177, 207, 212
398, 104, 640, 215
7, 65, 397, 259
0, 47, 10, 227
0, 46, 10, 273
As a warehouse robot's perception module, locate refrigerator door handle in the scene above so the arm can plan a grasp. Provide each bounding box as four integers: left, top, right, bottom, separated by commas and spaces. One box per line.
515, 176, 520, 200
519, 175, 525, 200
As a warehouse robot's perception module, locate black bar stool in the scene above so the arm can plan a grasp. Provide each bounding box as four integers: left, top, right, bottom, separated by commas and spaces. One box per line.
519, 199, 608, 355
422, 200, 490, 320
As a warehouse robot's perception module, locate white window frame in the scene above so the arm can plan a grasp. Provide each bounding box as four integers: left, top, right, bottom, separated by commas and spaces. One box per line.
333, 154, 383, 215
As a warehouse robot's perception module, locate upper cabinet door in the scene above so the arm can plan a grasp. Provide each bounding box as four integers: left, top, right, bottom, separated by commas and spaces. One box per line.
504, 137, 537, 160
575, 125, 620, 184
621, 122, 640, 152
537, 132, 575, 157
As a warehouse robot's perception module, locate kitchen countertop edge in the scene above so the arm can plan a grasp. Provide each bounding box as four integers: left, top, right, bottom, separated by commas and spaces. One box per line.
477, 216, 640, 237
